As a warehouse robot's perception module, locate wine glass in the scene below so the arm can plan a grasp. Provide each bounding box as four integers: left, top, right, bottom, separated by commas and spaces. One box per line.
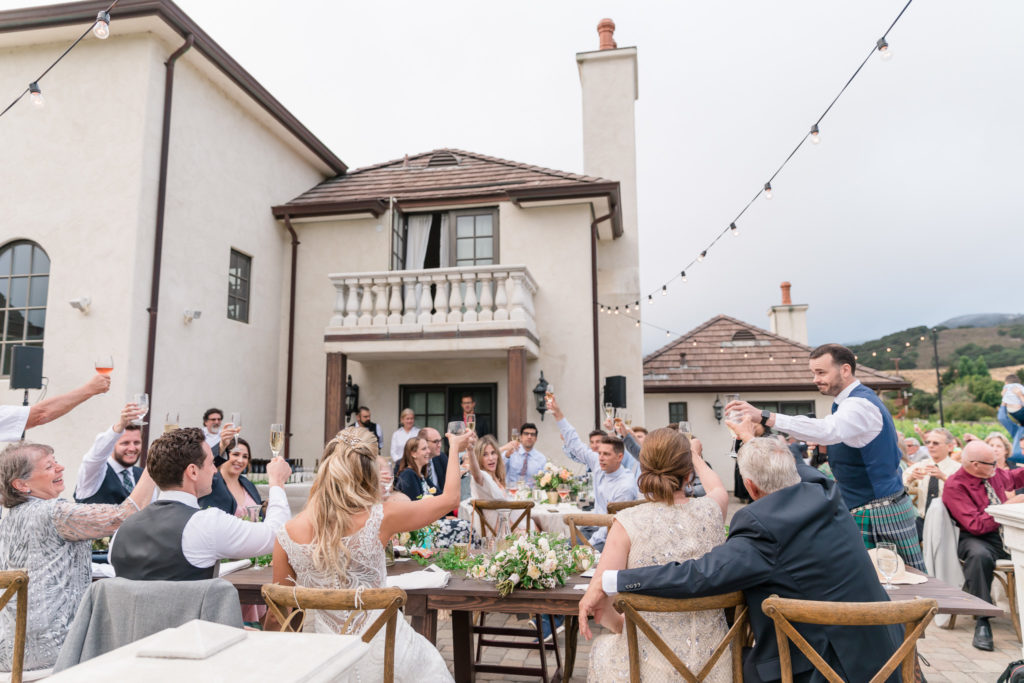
545, 384, 554, 408
511, 427, 520, 442
678, 421, 693, 439
269, 423, 284, 459
230, 412, 242, 447
465, 413, 476, 434
624, 413, 632, 428
164, 412, 179, 434
95, 356, 113, 375
557, 483, 569, 502
447, 420, 466, 436
603, 403, 614, 421
508, 483, 519, 500
723, 394, 741, 423
132, 393, 149, 425
876, 542, 899, 591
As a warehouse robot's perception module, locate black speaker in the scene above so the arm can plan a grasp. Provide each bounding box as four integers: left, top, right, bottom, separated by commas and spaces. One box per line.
9, 346, 43, 390
603, 375, 627, 408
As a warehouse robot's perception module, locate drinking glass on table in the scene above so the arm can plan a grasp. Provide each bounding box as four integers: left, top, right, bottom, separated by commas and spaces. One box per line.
557, 483, 569, 502
131, 393, 149, 425
876, 542, 899, 591
229, 412, 242, 447
95, 356, 113, 375
269, 423, 284, 459
507, 482, 519, 500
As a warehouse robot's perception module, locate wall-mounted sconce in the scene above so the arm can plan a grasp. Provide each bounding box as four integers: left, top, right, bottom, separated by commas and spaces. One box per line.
532, 371, 549, 420
69, 297, 91, 314
713, 395, 724, 423
183, 309, 202, 324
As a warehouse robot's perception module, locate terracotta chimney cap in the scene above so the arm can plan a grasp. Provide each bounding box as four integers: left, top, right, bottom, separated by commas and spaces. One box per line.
780, 281, 792, 305
597, 18, 617, 50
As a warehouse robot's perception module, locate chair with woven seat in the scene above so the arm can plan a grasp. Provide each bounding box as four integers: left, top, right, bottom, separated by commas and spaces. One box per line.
469, 499, 564, 680
563, 513, 614, 549
262, 584, 406, 683
761, 595, 937, 683
0, 571, 28, 683
607, 499, 647, 515
613, 591, 748, 683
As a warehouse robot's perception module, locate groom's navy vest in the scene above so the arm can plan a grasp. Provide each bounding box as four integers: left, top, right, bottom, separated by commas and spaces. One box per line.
827, 383, 904, 509
74, 464, 143, 505
110, 500, 217, 581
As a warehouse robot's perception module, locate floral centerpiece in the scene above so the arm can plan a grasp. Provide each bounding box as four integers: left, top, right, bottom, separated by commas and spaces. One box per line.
534, 462, 579, 493
467, 532, 597, 597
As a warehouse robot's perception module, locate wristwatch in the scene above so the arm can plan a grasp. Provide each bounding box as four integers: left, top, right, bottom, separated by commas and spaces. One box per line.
759, 409, 771, 426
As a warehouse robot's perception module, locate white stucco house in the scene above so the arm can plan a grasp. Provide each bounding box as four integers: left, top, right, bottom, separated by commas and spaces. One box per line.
0, 1, 643, 480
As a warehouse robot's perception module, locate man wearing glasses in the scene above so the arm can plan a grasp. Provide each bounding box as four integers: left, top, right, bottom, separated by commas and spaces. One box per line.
903, 428, 961, 536
942, 440, 1024, 651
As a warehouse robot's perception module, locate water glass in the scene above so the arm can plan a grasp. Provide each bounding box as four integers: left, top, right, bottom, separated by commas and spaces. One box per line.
876, 542, 899, 591
447, 420, 466, 436
132, 393, 149, 426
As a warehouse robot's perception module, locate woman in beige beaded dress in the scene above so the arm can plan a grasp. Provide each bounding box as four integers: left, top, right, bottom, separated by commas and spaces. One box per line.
586, 428, 731, 682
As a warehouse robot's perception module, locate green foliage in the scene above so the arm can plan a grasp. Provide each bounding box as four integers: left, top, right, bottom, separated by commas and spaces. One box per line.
411, 547, 483, 571
959, 374, 1002, 406
895, 419, 1009, 442
948, 343, 1024, 368
909, 391, 937, 416
944, 402, 997, 421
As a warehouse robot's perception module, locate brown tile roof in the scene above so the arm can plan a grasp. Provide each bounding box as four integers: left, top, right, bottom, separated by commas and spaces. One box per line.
644, 315, 909, 392
273, 149, 621, 226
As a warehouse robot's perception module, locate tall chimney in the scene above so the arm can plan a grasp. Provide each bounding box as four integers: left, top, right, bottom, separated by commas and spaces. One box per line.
597, 18, 617, 50
768, 281, 809, 344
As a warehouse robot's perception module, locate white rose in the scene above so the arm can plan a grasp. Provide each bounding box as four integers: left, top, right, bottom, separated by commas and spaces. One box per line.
488, 564, 498, 577
538, 537, 550, 552
495, 551, 506, 561
579, 556, 592, 571
527, 564, 541, 580
508, 572, 520, 586
541, 557, 557, 573
546, 550, 557, 563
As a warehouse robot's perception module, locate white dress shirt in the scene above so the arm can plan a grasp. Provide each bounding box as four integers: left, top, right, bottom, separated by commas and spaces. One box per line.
0, 405, 30, 442
202, 427, 221, 449
503, 445, 547, 485
74, 427, 130, 500
772, 381, 883, 447
111, 487, 291, 569
389, 426, 420, 462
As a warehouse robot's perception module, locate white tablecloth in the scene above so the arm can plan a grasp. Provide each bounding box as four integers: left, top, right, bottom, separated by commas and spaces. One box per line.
459, 500, 585, 537
45, 622, 367, 682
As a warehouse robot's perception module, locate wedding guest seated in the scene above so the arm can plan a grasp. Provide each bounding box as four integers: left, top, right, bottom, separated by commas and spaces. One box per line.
272, 426, 466, 681
110, 428, 291, 580
198, 437, 263, 518
549, 395, 638, 551
0, 437, 157, 672
580, 421, 901, 683
586, 428, 731, 681
74, 403, 146, 505
467, 435, 546, 534
942, 439, 1024, 651
903, 428, 960, 536
394, 437, 469, 547
502, 423, 546, 488
377, 455, 408, 502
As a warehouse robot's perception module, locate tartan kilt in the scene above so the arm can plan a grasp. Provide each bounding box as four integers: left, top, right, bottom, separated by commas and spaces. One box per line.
852, 494, 925, 570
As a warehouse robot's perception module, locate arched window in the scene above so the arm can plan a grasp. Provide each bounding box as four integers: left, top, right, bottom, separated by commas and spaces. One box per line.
0, 240, 49, 376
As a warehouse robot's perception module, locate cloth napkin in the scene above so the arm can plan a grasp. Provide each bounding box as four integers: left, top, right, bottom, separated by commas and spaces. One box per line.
386, 564, 451, 590
867, 547, 927, 585
216, 559, 253, 577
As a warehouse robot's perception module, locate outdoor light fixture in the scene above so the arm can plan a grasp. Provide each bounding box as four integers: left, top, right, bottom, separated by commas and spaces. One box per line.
810, 124, 820, 144
29, 82, 43, 107
344, 374, 359, 420
183, 309, 202, 324
763, 182, 773, 200
729, 222, 739, 236
713, 396, 724, 423
876, 38, 891, 60
93, 11, 110, 39
697, 250, 707, 262
69, 297, 91, 314
532, 372, 549, 420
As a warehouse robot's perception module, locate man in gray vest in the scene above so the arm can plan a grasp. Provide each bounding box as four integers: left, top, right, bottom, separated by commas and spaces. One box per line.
110, 427, 291, 580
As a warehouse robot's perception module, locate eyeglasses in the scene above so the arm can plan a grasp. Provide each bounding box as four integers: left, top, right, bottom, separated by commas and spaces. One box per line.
925, 441, 943, 446
426, 439, 442, 445
521, 432, 537, 437
970, 460, 998, 467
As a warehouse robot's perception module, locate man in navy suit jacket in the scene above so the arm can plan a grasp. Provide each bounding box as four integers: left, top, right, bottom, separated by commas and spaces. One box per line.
579, 428, 901, 682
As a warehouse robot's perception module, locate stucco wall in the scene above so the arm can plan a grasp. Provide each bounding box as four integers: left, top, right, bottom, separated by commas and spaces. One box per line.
643, 390, 834, 490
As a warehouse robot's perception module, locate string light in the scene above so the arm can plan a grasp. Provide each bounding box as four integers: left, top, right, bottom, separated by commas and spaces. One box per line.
697, 251, 706, 262
876, 38, 892, 60
614, 306, 620, 315
810, 124, 820, 144
680, 271, 687, 282
763, 182, 773, 200
661, 285, 668, 296
28, 82, 43, 107
648, 294, 654, 305
729, 222, 738, 236
93, 11, 111, 40
635, 320, 640, 327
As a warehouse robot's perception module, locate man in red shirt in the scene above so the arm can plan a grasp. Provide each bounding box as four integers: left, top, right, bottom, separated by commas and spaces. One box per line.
942, 439, 1024, 650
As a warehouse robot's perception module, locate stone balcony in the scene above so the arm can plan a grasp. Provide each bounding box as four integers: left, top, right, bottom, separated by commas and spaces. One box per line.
324, 265, 539, 359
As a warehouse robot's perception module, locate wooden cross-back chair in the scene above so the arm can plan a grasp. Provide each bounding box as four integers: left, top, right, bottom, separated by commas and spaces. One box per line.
761, 595, 937, 683
262, 584, 406, 683
0, 571, 28, 683
613, 592, 748, 683
607, 499, 647, 515
563, 513, 614, 549
471, 499, 533, 538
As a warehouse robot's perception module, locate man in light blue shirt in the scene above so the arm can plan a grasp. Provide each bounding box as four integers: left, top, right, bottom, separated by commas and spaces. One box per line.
549, 398, 638, 550
503, 422, 547, 487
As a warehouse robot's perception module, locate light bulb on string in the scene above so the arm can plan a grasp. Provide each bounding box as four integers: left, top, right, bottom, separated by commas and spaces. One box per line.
614, 307, 619, 315
661, 285, 667, 297
634, 300, 640, 309
29, 82, 43, 107
763, 182, 773, 200
876, 38, 892, 61
810, 124, 820, 144
729, 222, 738, 236
648, 294, 654, 305
697, 251, 706, 263
665, 330, 670, 338
93, 11, 110, 39
635, 320, 640, 328
680, 271, 687, 282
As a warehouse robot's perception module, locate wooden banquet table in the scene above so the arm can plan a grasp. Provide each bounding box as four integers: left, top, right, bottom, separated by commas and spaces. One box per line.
457, 499, 587, 537
225, 561, 1003, 683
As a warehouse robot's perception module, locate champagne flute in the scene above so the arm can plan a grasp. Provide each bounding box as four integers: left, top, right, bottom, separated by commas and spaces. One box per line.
876, 542, 899, 591
465, 413, 476, 434
230, 412, 242, 447
603, 402, 614, 421
545, 384, 554, 408
132, 393, 149, 426
95, 356, 113, 375
270, 423, 284, 459
624, 413, 632, 428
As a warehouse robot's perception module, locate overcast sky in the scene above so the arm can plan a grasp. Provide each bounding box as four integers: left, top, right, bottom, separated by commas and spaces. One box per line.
6, 0, 1021, 353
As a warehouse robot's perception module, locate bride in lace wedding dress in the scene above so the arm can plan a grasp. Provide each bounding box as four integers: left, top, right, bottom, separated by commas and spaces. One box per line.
272, 426, 468, 682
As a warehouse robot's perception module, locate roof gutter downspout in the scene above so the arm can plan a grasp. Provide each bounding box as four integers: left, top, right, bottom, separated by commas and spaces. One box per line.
282, 215, 299, 460
590, 207, 615, 428
142, 34, 193, 461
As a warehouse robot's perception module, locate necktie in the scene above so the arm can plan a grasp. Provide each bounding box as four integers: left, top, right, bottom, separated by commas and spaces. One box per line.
831, 401, 839, 415
120, 469, 135, 494
984, 479, 1002, 506
925, 474, 940, 512
520, 451, 529, 483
